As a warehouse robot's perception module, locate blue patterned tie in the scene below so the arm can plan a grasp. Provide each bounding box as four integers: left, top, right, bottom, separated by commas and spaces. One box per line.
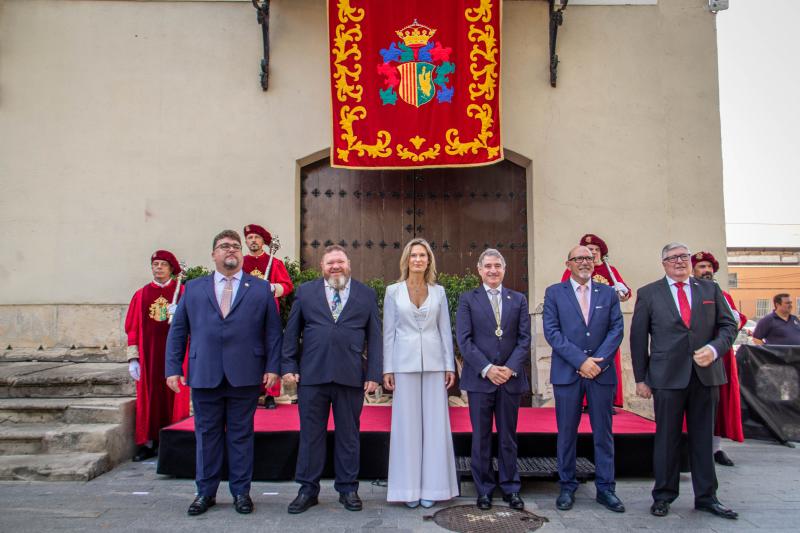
331, 288, 342, 321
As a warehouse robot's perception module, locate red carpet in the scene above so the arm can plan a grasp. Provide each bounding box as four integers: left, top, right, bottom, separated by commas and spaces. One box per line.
166, 405, 655, 435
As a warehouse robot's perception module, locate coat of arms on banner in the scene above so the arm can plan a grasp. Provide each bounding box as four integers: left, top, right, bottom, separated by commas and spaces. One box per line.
377, 20, 455, 108
328, 0, 503, 169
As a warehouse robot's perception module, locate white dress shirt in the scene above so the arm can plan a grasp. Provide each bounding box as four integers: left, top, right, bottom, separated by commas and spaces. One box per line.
665, 275, 717, 359
214, 270, 242, 307
481, 284, 503, 378
569, 277, 592, 307
325, 278, 351, 311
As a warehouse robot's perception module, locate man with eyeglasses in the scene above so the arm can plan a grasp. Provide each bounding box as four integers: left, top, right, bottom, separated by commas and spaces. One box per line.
543, 246, 625, 513
630, 243, 738, 520
166, 230, 283, 516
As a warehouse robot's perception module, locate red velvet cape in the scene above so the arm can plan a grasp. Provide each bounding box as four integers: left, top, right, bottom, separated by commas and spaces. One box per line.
125, 280, 190, 444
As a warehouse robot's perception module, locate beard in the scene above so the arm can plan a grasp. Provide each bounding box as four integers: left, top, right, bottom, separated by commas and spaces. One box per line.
223, 256, 240, 269
248, 242, 262, 253
699, 272, 714, 281
327, 273, 349, 290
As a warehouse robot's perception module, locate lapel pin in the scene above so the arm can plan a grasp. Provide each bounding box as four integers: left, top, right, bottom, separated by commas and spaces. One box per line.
506, 295, 511, 300
245, 283, 250, 287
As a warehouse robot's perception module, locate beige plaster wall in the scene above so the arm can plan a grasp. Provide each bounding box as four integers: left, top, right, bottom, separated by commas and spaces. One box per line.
1, 1, 728, 403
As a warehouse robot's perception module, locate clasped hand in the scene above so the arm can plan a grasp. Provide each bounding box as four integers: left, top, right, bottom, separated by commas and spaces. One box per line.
577, 357, 604, 379
486, 365, 514, 386
382, 371, 456, 391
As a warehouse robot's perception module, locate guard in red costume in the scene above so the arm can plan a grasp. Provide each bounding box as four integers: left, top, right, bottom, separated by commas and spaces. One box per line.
691, 251, 745, 466
242, 224, 294, 408
125, 250, 190, 461
561, 234, 630, 410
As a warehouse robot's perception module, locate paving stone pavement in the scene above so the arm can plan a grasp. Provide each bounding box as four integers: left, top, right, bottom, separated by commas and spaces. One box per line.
0, 439, 797, 532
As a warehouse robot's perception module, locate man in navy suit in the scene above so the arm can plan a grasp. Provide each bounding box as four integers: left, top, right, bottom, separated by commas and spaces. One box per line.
456, 248, 531, 511
543, 245, 625, 513
281, 245, 382, 514
165, 229, 283, 516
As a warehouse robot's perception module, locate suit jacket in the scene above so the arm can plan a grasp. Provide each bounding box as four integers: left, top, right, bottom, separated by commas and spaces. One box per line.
542, 280, 624, 386
630, 276, 737, 389
281, 278, 383, 387
165, 273, 283, 388
456, 286, 531, 394
382, 282, 455, 374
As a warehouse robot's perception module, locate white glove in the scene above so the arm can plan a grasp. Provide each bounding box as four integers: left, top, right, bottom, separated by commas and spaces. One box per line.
167, 304, 177, 316
129, 359, 141, 381
614, 282, 629, 295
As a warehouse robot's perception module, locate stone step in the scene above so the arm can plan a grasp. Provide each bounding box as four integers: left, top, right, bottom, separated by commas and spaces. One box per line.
0, 362, 134, 398
0, 423, 129, 455
0, 452, 110, 481
0, 347, 127, 364
0, 397, 135, 424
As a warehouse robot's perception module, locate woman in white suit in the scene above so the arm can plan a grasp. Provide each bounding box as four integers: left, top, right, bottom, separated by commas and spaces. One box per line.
383, 238, 459, 508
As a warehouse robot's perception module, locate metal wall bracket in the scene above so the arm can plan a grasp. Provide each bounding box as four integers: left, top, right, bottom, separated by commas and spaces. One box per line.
549, 0, 568, 87
252, 0, 271, 91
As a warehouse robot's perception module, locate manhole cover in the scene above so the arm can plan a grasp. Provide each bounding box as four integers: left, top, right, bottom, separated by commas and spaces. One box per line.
430, 504, 548, 532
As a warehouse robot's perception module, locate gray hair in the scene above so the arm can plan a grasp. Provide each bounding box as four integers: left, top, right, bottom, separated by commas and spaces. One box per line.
477, 248, 506, 268
661, 242, 691, 260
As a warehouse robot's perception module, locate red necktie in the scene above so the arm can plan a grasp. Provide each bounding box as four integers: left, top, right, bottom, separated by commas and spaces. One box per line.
675, 281, 691, 328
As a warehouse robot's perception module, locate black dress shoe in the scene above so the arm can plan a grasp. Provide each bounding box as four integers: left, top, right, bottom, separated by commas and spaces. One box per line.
556, 490, 574, 511
288, 493, 318, 514
714, 450, 735, 467
502, 492, 524, 510
187, 496, 216, 516
132, 445, 156, 462
476, 495, 492, 510
339, 491, 363, 511
695, 501, 738, 520
650, 500, 670, 517
233, 494, 254, 514
596, 490, 625, 513
264, 396, 277, 409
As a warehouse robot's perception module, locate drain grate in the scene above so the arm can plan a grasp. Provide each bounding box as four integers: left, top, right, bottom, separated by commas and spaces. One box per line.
431, 504, 548, 532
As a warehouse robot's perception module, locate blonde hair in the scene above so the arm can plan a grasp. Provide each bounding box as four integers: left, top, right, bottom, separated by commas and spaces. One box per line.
398, 238, 437, 285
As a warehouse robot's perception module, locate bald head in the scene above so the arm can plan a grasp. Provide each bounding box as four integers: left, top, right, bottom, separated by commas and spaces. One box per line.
565, 245, 594, 284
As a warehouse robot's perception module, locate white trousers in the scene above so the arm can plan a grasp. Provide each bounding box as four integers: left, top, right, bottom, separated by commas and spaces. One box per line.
386, 371, 459, 502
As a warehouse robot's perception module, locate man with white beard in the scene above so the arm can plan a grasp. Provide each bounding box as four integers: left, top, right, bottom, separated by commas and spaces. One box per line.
281, 245, 383, 514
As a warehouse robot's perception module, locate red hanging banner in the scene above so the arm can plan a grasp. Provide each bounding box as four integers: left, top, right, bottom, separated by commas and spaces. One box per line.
328, 0, 503, 169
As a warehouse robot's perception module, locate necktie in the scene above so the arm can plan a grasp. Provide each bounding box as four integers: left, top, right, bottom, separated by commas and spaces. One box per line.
331, 288, 342, 321
578, 284, 590, 325
489, 289, 501, 326
675, 281, 691, 327
220, 277, 233, 318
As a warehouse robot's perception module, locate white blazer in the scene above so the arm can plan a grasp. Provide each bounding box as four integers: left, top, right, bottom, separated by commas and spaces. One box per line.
382, 281, 456, 374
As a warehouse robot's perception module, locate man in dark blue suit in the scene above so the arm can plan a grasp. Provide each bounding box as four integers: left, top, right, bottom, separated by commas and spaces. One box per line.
166, 229, 282, 516
281, 245, 382, 514
456, 248, 531, 511
543, 245, 625, 513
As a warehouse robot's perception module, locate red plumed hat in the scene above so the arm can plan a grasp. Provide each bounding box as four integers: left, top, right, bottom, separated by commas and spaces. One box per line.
243, 224, 272, 245
151, 250, 181, 275
579, 234, 609, 257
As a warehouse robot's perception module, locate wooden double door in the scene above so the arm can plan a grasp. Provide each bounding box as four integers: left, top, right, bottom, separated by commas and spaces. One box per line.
300, 159, 528, 294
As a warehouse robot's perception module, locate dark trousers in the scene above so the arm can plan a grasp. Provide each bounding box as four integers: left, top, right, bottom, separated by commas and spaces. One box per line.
295, 383, 363, 496
467, 388, 521, 497
652, 368, 719, 505
191, 378, 261, 498
554, 379, 615, 493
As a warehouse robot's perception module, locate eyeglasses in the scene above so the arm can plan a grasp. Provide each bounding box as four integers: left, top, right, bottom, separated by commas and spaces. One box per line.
663, 253, 691, 263
215, 243, 242, 251
568, 256, 594, 263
